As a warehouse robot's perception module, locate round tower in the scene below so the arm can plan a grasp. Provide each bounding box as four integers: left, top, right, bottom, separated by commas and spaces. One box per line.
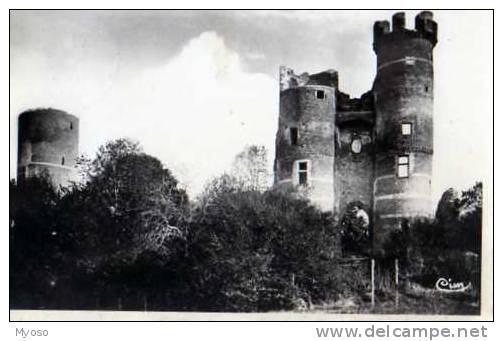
274, 67, 336, 211
372, 12, 437, 257
17, 108, 79, 187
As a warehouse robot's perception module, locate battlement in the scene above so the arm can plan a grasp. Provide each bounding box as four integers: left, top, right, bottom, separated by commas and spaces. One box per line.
279, 66, 338, 92
373, 11, 437, 53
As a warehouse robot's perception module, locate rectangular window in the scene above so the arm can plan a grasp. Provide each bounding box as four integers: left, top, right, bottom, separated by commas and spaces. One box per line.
397, 155, 409, 178
290, 127, 298, 145
297, 161, 309, 185
316, 90, 325, 99
401, 123, 412, 135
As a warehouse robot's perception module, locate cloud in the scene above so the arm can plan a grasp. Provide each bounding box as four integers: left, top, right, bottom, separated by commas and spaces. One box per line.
80, 31, 278, 196
245, 52, 267, 61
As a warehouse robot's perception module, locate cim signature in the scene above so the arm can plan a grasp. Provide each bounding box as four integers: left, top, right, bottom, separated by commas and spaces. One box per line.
435, 277, 472, 292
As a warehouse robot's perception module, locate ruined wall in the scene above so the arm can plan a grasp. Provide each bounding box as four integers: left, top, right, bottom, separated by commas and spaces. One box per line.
273, 11, 436, 243
372, 12, 436, 257
334, 117, 374, 219
333, 90, 375, 219
17, 108, 79, 187
275, 69, 337, 211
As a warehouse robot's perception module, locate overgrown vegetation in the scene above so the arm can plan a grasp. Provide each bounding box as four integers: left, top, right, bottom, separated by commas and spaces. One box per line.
9, 139, 483, 313
404, 183, 482, 293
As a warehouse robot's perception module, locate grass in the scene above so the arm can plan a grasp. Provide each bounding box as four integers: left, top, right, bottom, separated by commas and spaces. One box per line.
312, 283, 480, 315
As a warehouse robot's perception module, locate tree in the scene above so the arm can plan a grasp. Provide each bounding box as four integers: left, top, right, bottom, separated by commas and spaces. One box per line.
457, 182, 482, 254
400, 183, 483, 294
230, 145, 270, 192
10, 172, 63, 308
435, 188, 459, 224
434, 183, 482, 252
187, 179, 343, 312
57, 138, 190, 309
339, 201, 370, 256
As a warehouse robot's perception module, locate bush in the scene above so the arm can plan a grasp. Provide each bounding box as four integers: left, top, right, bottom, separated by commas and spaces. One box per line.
395, 183, 482, 295
186, 182, 343, 311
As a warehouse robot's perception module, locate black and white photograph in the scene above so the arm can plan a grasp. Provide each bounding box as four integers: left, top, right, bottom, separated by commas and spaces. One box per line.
8, 9, 493, 321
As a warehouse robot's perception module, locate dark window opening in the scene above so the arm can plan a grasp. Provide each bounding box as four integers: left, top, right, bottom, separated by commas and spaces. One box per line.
425, 86, 429, 92
61, 157, 65, 165
298, 161, 308, 185
290, 127, 298, 145
70, 122, 73, 130
316, 90, 325, 99
299, 161, 308, 171
299, 172, 308, 185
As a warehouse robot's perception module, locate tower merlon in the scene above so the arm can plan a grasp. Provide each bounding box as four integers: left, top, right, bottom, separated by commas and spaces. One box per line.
415, 11, 438, 46
373, 11, 438, 53
392, 12, 406, 31
373, 20, 390, 45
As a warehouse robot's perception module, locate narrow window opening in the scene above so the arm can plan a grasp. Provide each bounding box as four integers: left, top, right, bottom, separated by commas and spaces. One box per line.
290, 127, 298, 145
397, 155, 409, 178
425, 86, 429, 93
401, 123, 412, 135
61, 156, 65, 165
298, 161, 309, 185
316, 90, 325, 99
70, 122, 73, 130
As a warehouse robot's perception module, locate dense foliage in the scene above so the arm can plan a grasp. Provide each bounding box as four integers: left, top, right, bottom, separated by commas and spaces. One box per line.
389, 183, 483, 293
9, 139, 483, 312
10, 141, 344, 311
185, 178, 343, 311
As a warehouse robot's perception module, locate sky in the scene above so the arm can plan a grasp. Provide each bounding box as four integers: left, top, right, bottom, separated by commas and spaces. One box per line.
9, 10, 493, 202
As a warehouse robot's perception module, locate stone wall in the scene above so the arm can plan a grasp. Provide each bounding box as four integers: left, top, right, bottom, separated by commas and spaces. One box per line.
17, 108, 79, 187
372, 12, 436, 258
275, 71, 336, 211
273, 12, 437, 254
334, 119, 374, 219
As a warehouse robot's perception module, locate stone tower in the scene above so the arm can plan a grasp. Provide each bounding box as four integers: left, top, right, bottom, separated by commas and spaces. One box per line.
273, 11, 437, 259
274, 66, 337, 211
372, 11, 437, 257
17, 108, 79, 188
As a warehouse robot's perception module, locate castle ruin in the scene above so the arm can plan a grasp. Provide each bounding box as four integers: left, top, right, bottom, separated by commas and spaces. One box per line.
274, 11, 437, 256
17, 108, 79, 188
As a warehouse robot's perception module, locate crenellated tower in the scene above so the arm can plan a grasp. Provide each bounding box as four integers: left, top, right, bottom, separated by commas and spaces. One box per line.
372, 11, 437, 257
273, 11, 437, 260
